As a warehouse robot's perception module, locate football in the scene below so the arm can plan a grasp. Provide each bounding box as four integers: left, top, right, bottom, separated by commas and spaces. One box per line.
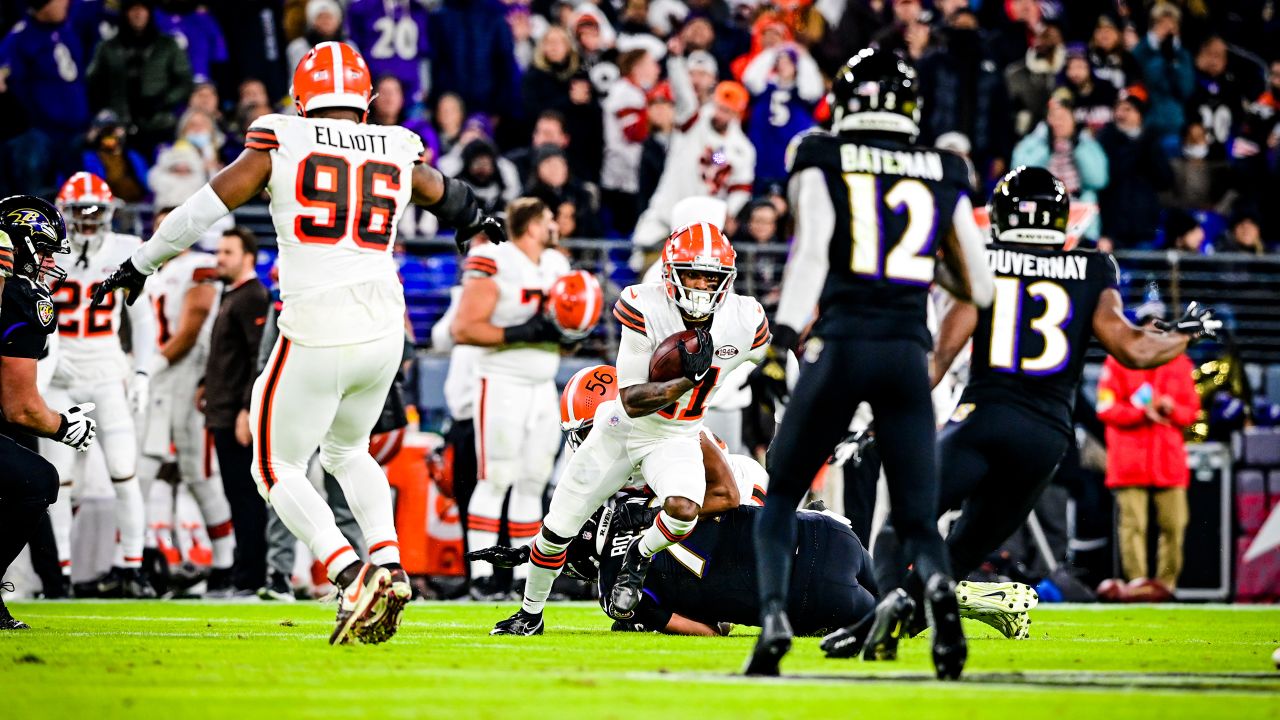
649, 329, 701, 382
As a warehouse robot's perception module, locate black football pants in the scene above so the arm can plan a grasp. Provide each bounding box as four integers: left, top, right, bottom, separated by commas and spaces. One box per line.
0, 431, 59, 579
754, 337, 951, 613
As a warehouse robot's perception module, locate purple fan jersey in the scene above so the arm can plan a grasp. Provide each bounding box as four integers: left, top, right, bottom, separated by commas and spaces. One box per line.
154, 7, 228, 84
345, 0, 430, 102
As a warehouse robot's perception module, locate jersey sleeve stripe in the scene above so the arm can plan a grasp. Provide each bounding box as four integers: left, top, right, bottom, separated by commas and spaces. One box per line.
613, 307, 647, 335
246, 141, 280, 151
616, 297, 645, 324
463, 258, 498, 276
246, 127, 278, 140
751, 317, 771, 349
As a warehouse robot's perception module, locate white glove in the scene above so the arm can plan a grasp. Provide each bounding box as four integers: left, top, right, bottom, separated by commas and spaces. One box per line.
129, 370, 150, 417
53, 402, 97, 452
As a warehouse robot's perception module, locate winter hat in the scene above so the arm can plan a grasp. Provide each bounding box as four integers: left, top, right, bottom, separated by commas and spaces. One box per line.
687, 50, 719, 77
713, 81, 749, 115
306, 0, 342, 27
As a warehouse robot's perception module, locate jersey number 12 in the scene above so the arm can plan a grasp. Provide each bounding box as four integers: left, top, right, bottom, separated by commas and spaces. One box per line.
844, 173, 936, 284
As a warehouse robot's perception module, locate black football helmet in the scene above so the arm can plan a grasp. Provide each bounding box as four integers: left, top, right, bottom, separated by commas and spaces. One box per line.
829, 48, 921, 139
987, 166, 1069, 247
561, 505, 613, 583
0, 195, 69, 288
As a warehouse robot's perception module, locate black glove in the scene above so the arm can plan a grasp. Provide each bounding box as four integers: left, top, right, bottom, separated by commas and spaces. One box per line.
610, 496, 660, 533
1171, 302, 1221, 340
464, 545, 530, 568
610, 619, 650, 632
504, 314, 563, 344
455, 215, 507, 254
745, 323, 798, 409
679, 326, 715, 383
91, 258, 147, 307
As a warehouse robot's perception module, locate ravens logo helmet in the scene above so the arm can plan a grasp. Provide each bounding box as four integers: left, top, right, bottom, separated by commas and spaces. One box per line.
0, 195, 69, 288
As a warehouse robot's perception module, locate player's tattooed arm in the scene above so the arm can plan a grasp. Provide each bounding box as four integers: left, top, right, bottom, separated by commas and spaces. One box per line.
931, 300, 978, 388
619, 379, 695, 418
1092, 289, 1191, 369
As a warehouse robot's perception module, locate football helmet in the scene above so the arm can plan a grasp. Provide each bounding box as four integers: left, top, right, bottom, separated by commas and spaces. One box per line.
661, 222, 737, 319
560, 364, 618, 450
545, 270, 603, 342
561, 504, 613, 583
988, 166, 1070, 248
829, 48, 921, 139
0, 195, 69, 288
57, 172, 115, 239
292, 41, 374, 119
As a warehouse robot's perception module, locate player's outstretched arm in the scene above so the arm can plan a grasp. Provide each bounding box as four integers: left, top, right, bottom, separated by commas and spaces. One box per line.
1092, 289, 1194, 369
936, 196, 994, 308
410, 164, 506, 253
931, 300, 978, 388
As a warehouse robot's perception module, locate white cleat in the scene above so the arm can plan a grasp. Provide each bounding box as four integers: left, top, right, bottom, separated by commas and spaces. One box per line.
358, 568, 412, 645
956, 581, 1038, 640
329, 563, 392, 646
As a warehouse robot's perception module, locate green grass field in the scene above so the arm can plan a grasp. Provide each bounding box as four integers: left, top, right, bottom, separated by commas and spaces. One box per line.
2, 601, 1278, 718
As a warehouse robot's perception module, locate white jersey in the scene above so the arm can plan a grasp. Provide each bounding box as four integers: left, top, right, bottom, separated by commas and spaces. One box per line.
623, 427, 768, 505
462, 242, 570, 383
600, 79, 648, 193
51, 232, 142, 385
249, 113, 424, 346
144, 251, 219, 374
614, 282, 768, 438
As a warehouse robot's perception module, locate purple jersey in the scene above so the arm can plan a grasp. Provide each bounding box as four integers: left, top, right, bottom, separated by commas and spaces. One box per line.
345, 0, 430, 101
154, 7, 228, 83
0, 17, 89, 135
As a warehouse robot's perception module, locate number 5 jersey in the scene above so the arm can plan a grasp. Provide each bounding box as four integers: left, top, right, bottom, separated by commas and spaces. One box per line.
247, 113, 424, 347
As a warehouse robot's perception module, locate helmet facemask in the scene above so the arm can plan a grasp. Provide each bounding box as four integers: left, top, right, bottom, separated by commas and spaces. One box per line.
663, 263, 736, 320
563, 419, 591, 451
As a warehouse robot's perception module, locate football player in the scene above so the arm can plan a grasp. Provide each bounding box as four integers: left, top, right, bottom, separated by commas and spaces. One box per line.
488, 219, 771, 632
93, 42, 505, 644
0, 196, 98, 629
43, 172, 156, 598
450, 197, 572, 599
137, 206, 236, 596
746, 49, 995, 679
824, 167, 1221, 654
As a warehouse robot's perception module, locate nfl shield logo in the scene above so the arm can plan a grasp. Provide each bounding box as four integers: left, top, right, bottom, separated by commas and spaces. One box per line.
36, 299, 54, 327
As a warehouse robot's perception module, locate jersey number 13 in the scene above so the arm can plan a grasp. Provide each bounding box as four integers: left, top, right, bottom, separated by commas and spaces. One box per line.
989, 277, 1072, 374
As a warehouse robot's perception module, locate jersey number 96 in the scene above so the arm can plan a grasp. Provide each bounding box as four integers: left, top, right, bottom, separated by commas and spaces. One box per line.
295, 153, 400, 249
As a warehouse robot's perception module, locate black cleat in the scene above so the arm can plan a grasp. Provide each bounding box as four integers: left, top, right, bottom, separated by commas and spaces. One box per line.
205, 567, 235, 599
820, 610, 875, 659
491, 609, 544, 636
119, 568, 158, 599
743, 605, 792, 676
925, 574, 967, 680
257, 570, 295, 602
0, 585, 29, 630
859, 588, 917, 661
606, 537, 652, 620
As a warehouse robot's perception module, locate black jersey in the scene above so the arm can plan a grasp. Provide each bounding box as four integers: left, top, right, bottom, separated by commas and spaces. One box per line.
961, 245, 1119, 433
788, 132, 973, 348
0, 276, 57, 360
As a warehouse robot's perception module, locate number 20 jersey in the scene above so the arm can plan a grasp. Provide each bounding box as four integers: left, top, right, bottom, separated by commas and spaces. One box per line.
788, 132, 972, 348
247, 113, 424, 346
962, 244, 1120, 433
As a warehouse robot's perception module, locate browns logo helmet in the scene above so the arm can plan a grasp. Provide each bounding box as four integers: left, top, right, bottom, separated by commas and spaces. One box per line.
56, 172, 115, 239
560, 364, 618, 450
291, 41, 374, 119
545, 270, 603, 341
661, 222, 737, 319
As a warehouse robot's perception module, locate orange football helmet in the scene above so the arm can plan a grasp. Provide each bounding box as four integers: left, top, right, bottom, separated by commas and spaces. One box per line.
292, 41, 373, 118
546, 270, 603, 341
560, 364, 618, 449
56, 171, 115, 238
661, 222, 737, 319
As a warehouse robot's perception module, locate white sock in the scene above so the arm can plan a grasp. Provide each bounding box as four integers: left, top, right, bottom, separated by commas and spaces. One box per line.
522, 532, 568, 615
50, 485, 73, 576
112, 477, 145, 568
187, 478, 236, 569
638, 511, 696, 558
325, 452, 400, 566
146, 480, 174, 551
507, 483, 545, 582
466, 481, 506, 580
267, 470, 359, 582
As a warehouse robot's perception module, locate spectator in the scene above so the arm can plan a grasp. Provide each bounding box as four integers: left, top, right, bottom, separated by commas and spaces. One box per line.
175, 107, 224, 175
1096, 88, 1172, 250
187, 82, 221, 125
812, 0, 884, 75
454, 138, 520, 215
429, 0, 521, 122
685, 50, 719, 108
1096, 304, 1198, 601
235, 78, 275, 118
435, 92, 466, 158
600, 47, 659, 235
637, 81, 675, 212
507, 2, 534, 72
148, 137, 207, 208
346, 0, 429, 107
154, 0, 227, 84
1218, 211, 1267, 255
730, 13, 791, 81
870, 0, 924, 58
1011, 94, 1108, 240
1131, 2, 1195, 153
571, 4, 619, 96
1006, 22, 1066, 136
1164, 120, 1235, 213
1061, 47, 1116, 135
1188, 35, 1249, 158
1164, 209, 1209, 254
87, 0, 194, 156
729, 199, 783, 315
286, 0, 346, 76
521, 25, 580, 121
370, 75, 440, 165
1088, 13, 1139, 92
0, 0, 91, 195
525, 143, 601, 238
204, 227, 270, 595
79, 111, 150, 203
505, 110, 571, 184
741, 42, 821, 191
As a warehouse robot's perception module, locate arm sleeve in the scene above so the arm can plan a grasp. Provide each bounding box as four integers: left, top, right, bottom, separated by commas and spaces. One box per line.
795, 49, 825, 103
667, 54, 700, 128
948, 195, 995, 308
132, 184, 231, 274
774, 167, 832, 330
124, 290, 157, 372
615, 325, 653, 390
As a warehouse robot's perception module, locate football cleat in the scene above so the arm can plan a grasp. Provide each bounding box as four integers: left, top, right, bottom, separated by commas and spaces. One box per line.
956, 580, 1039, 614
820, 609, 876, 659
359, 567, 412, 645
257, 570, 296, 603
204, 567, 235, 599
99, 567, 157, 599
858, 588, 916, 661
925, 574, 967, 680
605, 537, 652, 620
966, 609, 1031, 640
329, 563, 392, 646
491, 609, 545, 636
742, 604, 792, 676
0, 586, 29, 630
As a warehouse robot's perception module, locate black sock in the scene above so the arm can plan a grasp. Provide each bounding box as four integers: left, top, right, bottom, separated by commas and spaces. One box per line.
383, 562, 403, 572
335, 561, 363, 589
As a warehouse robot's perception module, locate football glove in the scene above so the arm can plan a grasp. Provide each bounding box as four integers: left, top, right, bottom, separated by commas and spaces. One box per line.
92, 258, 147, 307
610, 497, 660, 534
745, 323, 798, 409
1171, 302, 1222, 340
679, 326, 715, 384
504, 314, 563, 344
51, 403, 97, 452
455, 215, 507, 254
464, 545, 530, 569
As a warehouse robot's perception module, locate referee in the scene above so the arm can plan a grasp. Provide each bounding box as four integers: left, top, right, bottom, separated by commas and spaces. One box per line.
0, 196, 98, 629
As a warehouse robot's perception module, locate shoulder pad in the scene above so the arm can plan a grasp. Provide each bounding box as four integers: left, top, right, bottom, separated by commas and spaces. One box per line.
5, 277, 57, 334
391, 125, 426, 161
461, 243, 500, 277
246, 114, 287, 151
786, 131, 832, 174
